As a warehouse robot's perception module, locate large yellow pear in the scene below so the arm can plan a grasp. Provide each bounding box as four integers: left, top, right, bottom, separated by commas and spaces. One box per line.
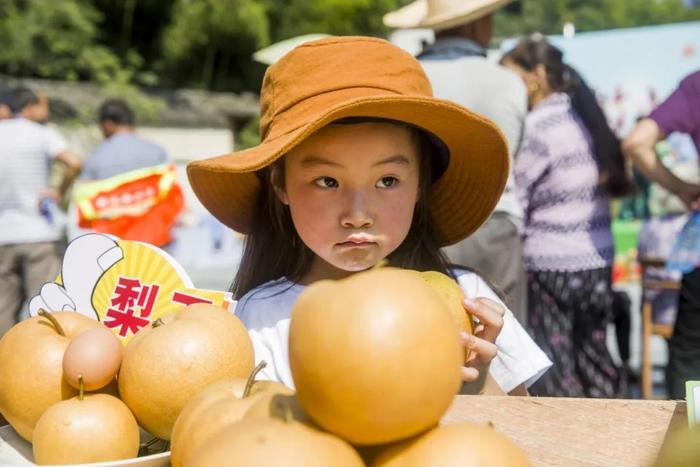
170, 371, 291, 467
118, 303, 254, 440
413, 270, 473, 360
373, 422, 531, 467
0, 311, 100, 441
186, 418, 365, 467
289, 267, 463, 445
414, 271, 472, 332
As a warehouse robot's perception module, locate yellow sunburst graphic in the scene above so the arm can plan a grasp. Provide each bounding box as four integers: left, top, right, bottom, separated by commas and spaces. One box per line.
91, 240, 231, 344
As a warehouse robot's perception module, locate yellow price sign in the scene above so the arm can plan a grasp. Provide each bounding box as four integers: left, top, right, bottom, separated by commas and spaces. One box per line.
30, 234, 232, 344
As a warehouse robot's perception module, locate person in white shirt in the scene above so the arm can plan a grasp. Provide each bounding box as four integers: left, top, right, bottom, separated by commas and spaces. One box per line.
384, 0, 529, 324
187, 36, 551, 395
0, 87, 82, 336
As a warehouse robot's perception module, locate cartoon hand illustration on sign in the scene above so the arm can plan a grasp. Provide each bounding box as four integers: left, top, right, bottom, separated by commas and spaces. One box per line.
29, 234, 124, 320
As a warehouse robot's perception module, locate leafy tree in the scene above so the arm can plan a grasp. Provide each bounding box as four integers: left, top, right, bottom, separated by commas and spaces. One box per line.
264, 0, 408, 43
0, 0, 133, 84
159, 0, 270, 92
1, 0, 698, 94
154, 0, 411, 92
91, 0, 175, 86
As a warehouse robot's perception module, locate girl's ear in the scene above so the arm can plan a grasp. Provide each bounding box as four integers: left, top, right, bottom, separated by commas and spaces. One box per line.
270, 165, 289, 205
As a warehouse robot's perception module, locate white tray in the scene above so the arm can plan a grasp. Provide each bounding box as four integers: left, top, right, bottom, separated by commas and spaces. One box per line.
0, 425, 170, 467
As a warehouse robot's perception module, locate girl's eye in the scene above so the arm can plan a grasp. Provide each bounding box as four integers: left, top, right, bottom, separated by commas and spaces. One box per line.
314, 177, 338, 188
376, 176, 399, 188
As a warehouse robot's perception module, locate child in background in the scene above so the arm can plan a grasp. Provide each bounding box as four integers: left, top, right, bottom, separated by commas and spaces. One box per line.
187, 37, 551, 395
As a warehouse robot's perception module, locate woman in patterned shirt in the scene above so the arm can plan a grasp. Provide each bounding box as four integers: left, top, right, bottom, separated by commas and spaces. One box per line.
501, 37, 631, 397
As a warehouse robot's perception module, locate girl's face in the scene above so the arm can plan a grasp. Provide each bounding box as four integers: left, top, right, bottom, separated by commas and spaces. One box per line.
274, 122, 421, 283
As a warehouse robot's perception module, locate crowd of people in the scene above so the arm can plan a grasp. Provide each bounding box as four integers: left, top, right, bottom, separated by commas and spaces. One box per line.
1, 0, 699, 400
383, 0, 699, 399
0, 88, 173, 338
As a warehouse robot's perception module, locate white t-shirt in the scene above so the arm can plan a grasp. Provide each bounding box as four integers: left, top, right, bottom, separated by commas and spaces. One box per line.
0, 118, 68, 245
235, 270, 551, 393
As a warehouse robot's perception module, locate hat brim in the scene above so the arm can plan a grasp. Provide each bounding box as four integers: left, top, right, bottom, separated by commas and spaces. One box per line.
383, 0, 512, 31
187, 94, 508, 246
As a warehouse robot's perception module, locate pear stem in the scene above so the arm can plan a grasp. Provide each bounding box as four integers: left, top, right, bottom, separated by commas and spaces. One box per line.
78, 375, 85, 401
243, 361, 267, 398
152, 318, 164, 328
37, 309, 65, 336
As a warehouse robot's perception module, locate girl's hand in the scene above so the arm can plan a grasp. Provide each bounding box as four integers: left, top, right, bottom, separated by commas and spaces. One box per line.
459, 297, 505, 386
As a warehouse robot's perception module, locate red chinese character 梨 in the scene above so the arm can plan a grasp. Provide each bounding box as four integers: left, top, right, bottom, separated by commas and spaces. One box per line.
104, 276, 160, 337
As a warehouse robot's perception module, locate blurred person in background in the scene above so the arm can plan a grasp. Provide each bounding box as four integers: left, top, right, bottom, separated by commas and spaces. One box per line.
81, 99, 169, 181
383, 0, 529, 324
0, 87, 82, 337
74, 98, 183, 248
623, 70, 700, 399
501, 38, 631, 397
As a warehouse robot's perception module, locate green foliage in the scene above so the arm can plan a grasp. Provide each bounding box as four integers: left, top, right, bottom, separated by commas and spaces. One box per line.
264, 0, 407, 42
159, 0, 270, 91
0, 0, 131, 84
0, 0, 698, 93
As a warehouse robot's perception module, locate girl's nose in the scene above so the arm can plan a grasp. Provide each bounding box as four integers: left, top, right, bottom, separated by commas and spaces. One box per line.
340, 190, 373, 229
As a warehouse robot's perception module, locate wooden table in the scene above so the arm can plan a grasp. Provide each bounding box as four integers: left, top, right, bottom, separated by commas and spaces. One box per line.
0, 396, 687, 466
442, 396, 687, 467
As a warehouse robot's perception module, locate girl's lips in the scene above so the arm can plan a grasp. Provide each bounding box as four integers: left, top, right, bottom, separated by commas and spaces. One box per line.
336, 241, 376, 247
343, 234, 376, 244
336, 237, 378, 247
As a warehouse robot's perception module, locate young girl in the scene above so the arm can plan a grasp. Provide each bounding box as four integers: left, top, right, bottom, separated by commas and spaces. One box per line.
187, 36, 551, 395
501, 38, 629, 397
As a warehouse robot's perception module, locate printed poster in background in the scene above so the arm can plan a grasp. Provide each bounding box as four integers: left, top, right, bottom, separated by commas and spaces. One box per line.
73, 163, 185, 248
27, 233, 233, 344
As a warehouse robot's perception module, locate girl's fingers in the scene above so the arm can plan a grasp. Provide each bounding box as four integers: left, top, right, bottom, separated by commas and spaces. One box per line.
461, 332, 498, 364
461, 366, 479, 382
468, 297, 506, 318
464, 297, 505, 344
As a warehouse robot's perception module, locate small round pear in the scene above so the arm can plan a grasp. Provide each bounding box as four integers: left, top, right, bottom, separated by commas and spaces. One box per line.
63, 327, 123, 391
32, 393, 140, 465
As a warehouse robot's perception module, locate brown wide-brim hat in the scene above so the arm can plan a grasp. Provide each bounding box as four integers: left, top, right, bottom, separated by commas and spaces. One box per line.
383, 0, 513, 31
187, 36, 508, 246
